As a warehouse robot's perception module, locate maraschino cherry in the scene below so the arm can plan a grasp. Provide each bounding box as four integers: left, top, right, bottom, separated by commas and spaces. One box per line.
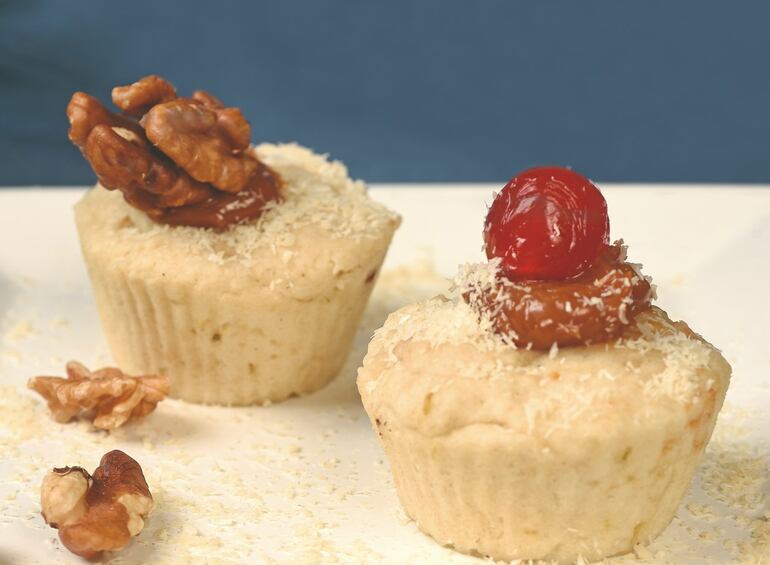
484, 166, 609, 281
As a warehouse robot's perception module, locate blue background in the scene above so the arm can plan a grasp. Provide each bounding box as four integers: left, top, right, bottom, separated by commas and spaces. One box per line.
1, 0, 769, 185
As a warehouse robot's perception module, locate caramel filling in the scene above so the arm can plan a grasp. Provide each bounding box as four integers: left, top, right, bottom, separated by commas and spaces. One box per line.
465, 243, 653, 349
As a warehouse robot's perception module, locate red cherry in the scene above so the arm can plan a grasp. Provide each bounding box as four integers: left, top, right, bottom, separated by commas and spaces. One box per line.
483, 166, 609, 281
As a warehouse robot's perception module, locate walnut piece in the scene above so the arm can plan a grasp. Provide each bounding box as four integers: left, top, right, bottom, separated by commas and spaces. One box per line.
112, 75, 177, 117
67, 92, 144, 147
41, 450, 153, 559
192, 89, 252, 151
191, 89, 224, 108
143, 98, 257, 192
28, 361, 169, 430
85, 123, 214, 210
67, 75, 283, 230
67, 92, 215, 212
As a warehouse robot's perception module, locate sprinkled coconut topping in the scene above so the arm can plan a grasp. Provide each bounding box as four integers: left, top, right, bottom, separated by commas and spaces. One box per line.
452, 257, 505, 296
0, 261, 759, 562
109, 143, 400, 266
623, 317, 716, 402
371, 296, 507, 362
452, 240, 655, 351
367, 260, 724, 407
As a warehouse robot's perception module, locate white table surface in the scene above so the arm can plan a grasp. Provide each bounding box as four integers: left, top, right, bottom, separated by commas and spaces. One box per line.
0, 185, 768, 564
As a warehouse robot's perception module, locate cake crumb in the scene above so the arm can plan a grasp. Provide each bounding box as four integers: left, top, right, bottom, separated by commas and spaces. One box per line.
4, 320, 37, 341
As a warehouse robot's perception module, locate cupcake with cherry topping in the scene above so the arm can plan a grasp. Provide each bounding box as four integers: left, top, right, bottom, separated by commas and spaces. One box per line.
69, 75, 399, 405
357, 167, 730, 562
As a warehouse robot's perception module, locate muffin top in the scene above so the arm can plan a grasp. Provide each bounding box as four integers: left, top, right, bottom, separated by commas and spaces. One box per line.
75, 143, 400, 298
357, 260, 730, 440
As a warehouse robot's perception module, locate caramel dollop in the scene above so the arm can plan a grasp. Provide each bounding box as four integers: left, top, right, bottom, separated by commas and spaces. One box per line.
465, 243, 653, 349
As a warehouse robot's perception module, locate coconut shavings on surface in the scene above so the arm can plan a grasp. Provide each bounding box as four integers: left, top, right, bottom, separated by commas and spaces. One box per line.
101, 143, 400, 267
373, 261, 724, 406
0, 261, 767, 564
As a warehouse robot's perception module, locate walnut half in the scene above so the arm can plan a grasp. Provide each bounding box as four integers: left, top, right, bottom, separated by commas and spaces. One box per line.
28, 361, 169, 430
66, 75, 283, 230
41, 450, 153, 559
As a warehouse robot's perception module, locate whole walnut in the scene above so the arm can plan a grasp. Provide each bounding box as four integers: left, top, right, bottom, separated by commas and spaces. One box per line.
40, 450, 153, 559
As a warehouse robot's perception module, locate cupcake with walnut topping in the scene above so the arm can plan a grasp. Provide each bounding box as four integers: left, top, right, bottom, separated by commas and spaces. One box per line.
357, 167, 729, 562
69, 76, 399, 405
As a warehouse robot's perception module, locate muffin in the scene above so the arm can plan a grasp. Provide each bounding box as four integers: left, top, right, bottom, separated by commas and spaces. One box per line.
68, 76, 399, 405
357, 167, 730, 562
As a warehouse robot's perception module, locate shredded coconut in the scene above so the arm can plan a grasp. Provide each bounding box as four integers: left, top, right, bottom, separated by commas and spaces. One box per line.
361, 262, 733, 458
1, 260, 764, 564
113, 143, 399, 267
622, 317, 716, 403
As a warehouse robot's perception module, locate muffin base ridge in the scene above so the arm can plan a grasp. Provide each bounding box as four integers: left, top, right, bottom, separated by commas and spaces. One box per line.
379, 406, 722, 562
84, 252, 383, 405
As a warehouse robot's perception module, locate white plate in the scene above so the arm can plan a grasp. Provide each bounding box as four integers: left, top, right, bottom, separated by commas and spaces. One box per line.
1, 186, 769, 564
